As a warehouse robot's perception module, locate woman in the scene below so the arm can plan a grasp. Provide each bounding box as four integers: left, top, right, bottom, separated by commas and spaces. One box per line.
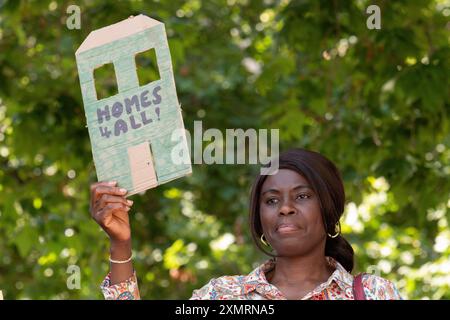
90, 148, 402, 300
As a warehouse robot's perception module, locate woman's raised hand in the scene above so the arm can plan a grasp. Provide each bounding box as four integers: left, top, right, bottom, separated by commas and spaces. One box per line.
90, 181, 133, 244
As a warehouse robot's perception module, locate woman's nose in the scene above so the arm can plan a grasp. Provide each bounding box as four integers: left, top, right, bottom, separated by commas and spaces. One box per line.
279, 200, 296, 215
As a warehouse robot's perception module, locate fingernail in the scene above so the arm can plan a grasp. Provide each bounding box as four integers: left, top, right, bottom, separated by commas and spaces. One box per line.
125, 206, 131, 211
108, 181, 117, 185
127, 200, 133, 205
120, 188, 127, 193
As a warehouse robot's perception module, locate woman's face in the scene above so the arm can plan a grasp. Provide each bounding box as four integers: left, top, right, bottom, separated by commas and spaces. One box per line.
259, 169, 326, 257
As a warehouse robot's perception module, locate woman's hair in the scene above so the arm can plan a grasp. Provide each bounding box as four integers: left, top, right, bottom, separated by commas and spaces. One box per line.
249, 148, 354, 272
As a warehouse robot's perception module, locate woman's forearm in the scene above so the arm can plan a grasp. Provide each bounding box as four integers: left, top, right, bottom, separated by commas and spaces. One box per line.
109, 239, 134, 285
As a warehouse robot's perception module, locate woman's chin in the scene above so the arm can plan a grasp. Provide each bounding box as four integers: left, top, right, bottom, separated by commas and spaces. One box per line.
272, 238, 306, 252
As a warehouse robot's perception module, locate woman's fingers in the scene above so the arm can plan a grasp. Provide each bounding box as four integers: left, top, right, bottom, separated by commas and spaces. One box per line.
93, 185, 127, 200
89, 181, 132, 242
98, 194, 133, 209
91, 184, 127, 209
90, 180, 117, 192
90, 181, 131, 219
95, 203, 130, 226
90, 181, 117, 208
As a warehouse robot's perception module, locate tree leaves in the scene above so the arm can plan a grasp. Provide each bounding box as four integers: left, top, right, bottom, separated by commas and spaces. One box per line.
0, 0, 449, 299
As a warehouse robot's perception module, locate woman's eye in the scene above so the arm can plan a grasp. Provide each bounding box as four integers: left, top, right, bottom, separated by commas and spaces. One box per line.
297, 194, 310, 200
266, 198, 279, 205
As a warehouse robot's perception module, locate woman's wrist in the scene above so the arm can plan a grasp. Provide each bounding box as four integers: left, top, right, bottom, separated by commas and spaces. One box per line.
110, 238, 132, 261
109, 239, 134, 285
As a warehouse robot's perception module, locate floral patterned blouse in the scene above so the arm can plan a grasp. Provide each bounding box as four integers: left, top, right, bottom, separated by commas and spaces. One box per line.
100, 257, 402, 300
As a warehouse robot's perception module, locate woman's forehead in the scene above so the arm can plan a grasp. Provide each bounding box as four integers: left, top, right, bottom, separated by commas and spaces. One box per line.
261, 169, 309, 190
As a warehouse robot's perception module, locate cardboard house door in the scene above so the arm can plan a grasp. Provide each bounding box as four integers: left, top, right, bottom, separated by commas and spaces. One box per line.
127, 141, 158, 193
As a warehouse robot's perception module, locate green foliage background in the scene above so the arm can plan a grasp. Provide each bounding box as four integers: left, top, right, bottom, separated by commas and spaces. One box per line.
0, 0, 449, 299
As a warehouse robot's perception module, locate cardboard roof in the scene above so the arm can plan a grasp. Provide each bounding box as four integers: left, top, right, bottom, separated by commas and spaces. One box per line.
75, 14, 161, 55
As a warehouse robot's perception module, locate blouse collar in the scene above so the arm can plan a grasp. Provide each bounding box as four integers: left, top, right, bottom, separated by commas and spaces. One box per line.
242, 256, 354, 298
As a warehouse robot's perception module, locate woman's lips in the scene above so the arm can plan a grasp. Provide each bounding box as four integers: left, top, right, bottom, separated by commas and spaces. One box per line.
276, 223, 300, 234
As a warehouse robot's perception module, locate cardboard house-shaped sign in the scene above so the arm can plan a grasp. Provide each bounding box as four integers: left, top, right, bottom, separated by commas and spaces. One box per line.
76, 14, 191, 196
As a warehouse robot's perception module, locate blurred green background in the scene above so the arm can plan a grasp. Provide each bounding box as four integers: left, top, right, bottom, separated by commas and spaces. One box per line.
0, 0, 449, 299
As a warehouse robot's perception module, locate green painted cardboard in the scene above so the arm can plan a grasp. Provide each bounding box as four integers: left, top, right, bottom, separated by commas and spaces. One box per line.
76, 15, 191, 196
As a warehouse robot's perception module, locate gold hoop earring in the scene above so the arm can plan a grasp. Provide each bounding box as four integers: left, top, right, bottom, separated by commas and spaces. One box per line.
260, 234, 270, 246
327, 221, 341, 238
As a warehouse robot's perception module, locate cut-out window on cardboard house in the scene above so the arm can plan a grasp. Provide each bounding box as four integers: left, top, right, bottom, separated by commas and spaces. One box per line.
76, 14, 191, 196
93, 62, 118, 100
135, 48, 161, 86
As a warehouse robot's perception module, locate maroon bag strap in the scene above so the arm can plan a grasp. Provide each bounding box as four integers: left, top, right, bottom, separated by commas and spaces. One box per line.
353, 273, 366, 300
